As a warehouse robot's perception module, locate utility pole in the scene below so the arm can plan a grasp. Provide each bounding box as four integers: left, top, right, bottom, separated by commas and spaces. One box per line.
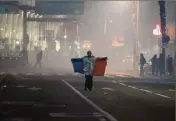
132, 1, 139, 76
158, 1, 168, 74
23, 10, 28, 49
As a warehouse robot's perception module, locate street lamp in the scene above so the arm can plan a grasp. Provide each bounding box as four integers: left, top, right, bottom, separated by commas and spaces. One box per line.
104, 20, 113, 36
64, 35, 67, 39
16, 40, 20, 45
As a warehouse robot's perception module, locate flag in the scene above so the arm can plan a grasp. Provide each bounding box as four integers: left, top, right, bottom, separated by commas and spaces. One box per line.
93, 57, 108, 76
71, 57, 108, 76
71, 58, 84, 74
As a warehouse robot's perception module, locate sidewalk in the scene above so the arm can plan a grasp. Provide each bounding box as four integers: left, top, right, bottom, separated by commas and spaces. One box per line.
105, 71, 176, 81
105, 71, 136, 77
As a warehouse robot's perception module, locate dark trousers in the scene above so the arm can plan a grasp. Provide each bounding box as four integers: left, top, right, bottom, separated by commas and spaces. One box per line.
152, 65, 157, 75
140, 65, 144, 76
168, 66, 173, 76
85, 75, 93, 91
22, 58, 28, 68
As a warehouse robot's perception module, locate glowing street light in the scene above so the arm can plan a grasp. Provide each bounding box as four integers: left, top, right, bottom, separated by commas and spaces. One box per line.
16, 40, 20, 45
64, 35, 67, 39
104, 20, 113, 36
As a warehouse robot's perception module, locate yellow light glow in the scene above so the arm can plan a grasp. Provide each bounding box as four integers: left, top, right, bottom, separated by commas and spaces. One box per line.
112, 40, 124, 47
83, 40, 91, 49
167, 23, 175, 41
56, 41, 61, 52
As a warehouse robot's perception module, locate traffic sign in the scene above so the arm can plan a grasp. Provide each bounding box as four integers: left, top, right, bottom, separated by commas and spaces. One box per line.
0, 1, 19, 14
162, 34, 170, 44
35, 1, 84, 15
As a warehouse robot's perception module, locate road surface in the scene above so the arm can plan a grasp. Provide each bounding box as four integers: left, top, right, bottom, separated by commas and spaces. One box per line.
0, 73, 175, 121
0, 74, 110, 121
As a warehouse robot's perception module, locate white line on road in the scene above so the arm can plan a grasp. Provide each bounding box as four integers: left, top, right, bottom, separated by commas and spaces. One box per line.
118, 83, 172, 99
57, 73, 65, 76
25, 73, 35, 75
104, 92, 108, 95
105, 75, 114, 78
169, 89, 176, 92
119, 83, 126, 86
139, 89, 153, 93
61, 80, 118, 121
128, 85, 138, 89
101, 87, 115, 92
112, 80, 117, 83
155, 93, 171, 99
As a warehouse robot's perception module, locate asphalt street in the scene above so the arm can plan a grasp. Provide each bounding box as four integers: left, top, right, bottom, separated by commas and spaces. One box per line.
0, 74, 110, 121
64, 75, 175, 121
0, 73, 175, 121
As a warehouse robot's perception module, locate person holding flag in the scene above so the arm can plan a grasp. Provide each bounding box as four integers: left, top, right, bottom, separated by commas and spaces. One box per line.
71, 50, 108, 91
83, 50, 95, 91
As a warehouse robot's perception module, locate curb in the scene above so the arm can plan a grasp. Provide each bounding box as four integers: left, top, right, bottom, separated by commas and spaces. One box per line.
105, 74, 176, 82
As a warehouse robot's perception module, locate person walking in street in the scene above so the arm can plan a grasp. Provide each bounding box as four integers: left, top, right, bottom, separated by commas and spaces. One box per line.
83, 50, 95, 91
151, 54, 157, 76
19, 48, 28, 68
167, 55, 173, 76
34, 50, 43, 68
139, 53, 146, 76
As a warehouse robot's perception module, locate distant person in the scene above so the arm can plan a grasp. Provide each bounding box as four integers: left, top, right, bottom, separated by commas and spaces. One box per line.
19, 48, 28, 68
167, 55, 173, 76
139, 53, 146, 76
158, 53, 165, 76
24, 34, 29, 50
34, 50, 43, 68
83, 50, 95, 91
151, 54, 157, 76
174, 52, 176, 77
156, 56, 160, 76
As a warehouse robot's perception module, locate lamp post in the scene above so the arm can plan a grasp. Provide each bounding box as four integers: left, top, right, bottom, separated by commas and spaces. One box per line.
158, 1, 167, 74
132, 1, 139, 75
64, 28, 67, 48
